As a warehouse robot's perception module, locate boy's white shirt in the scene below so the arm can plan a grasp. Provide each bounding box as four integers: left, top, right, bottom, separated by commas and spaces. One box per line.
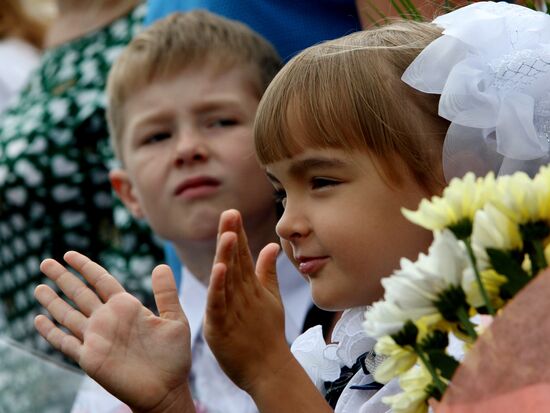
70, 253, 312, 413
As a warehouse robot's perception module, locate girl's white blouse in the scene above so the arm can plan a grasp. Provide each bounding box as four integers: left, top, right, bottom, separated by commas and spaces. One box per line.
291, 307, 400, 413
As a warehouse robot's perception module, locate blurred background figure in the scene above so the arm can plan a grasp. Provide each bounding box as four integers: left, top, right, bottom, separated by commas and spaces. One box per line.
0, 0, 163, 359
0, 0, 51, 112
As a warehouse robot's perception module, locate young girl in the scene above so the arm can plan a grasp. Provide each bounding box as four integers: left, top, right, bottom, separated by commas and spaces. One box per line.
34, 2, 548, 412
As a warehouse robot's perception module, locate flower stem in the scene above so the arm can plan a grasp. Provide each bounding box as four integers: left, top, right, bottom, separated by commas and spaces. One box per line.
456, 306, 478, 340
532, 239, 548, 277
415, 347, 446, 396
464, 239, 495, 316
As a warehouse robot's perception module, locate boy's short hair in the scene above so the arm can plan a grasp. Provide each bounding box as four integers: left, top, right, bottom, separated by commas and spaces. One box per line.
255, 20, 449, 193
107, 10, 282, 164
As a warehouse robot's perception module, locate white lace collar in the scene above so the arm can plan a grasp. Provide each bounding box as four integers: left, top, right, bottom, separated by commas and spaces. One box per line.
291, 307, 377, 390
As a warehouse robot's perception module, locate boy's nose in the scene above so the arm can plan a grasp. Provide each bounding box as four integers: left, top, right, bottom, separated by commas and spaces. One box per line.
173, 129, 209, 167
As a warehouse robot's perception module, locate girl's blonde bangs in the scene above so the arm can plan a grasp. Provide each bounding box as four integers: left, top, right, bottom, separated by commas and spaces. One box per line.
255, 46, 373, 165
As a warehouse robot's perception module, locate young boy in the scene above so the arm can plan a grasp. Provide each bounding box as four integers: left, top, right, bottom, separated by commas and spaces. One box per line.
69, 11, 317, 413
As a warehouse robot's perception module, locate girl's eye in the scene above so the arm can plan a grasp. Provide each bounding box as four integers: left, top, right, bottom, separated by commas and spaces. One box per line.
311, 177, 340, 190
143, 131, 171, 144
210, 118, 238, 128
274, 189, 287, 208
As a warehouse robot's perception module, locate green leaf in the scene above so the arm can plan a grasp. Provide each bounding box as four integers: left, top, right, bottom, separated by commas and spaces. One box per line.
486, 248, 531, 299
434, 285, 469, 322
419, 329, 449, 351
360, 0, 391, 25
389, 0, 408, 19
520, 221, 550, 275
520, 221, 550, 243
425, 383, 443, 401
426, 350, 459, 381
448, 217, 472, 240
398, 0, 424, 21
391, 320, 418, 347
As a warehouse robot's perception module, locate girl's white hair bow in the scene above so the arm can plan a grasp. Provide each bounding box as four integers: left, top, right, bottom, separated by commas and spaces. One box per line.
403, 1, 550, 181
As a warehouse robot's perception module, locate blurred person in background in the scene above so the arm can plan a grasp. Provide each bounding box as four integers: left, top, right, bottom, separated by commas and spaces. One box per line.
0, 0, 163, 359
0, 0, 47, 112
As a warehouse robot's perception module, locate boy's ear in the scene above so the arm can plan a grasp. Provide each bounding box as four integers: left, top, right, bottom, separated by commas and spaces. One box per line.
109, 168, 145, 219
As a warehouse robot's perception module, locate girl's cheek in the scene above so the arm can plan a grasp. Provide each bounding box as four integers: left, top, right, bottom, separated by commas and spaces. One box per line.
281, 239, 296, 264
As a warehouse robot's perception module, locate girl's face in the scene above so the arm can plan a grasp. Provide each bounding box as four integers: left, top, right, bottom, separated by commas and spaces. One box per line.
266, 147, 434, 311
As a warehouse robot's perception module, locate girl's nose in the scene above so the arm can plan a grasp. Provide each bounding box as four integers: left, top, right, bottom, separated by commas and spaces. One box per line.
275, 200, 311, 241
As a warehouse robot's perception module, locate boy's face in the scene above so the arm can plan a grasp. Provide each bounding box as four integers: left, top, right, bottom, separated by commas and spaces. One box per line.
266, 146, 434, 311
110, 64, 276, 245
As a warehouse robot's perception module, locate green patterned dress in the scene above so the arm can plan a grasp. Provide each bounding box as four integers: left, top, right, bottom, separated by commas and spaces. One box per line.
0, 3, 163, 356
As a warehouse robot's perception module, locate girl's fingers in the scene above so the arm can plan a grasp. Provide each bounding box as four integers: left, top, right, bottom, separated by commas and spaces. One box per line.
214, 229, 238, 301
34, 314, 82, 363
151, 264, 186, 321
34, 284, 87, 340
40, 258, 102, 316
234, 216, 256, 284
205, 262, 229, 326
218, 209, 256, 285
63, 251, 125, 301
256, 243, 282, 300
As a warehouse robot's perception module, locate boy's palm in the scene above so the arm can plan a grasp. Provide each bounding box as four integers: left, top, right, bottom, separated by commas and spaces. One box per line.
34, 251, 190, 413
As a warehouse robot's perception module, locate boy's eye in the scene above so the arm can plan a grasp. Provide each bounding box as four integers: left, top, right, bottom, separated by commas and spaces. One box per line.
311, 177, 340, 190
209, 118, 238, 128
143, 131, 171, 144
274, 189, 287, 208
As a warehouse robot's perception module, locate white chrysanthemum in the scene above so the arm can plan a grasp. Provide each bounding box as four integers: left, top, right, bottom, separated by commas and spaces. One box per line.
471, 203, 523, 270
402, 172, 495, 232
381, 364, 431, 413
382, 230, 469, 320
373, 336, 417, 384
364, 301, 413, 339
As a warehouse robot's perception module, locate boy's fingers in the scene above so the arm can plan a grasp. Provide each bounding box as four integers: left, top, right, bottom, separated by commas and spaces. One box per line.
34, 284, 87, 340
151, 264, 186, 321
256, 243, 282, 300
34, 315, 82, 363
63, 251, 125, 301
40, 258, 102, 316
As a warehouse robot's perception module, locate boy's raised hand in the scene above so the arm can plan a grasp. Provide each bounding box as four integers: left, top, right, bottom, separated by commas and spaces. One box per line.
34, 251, 195, 413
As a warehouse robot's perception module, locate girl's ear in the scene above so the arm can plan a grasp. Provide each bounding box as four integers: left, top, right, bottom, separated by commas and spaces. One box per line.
109, 168, 145, 219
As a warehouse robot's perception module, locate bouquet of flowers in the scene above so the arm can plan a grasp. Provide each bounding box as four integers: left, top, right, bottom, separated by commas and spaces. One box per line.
363, 166, 550, 413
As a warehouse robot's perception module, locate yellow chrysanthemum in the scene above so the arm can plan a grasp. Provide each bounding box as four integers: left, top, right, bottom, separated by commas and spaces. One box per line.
462, 268, 507, 310
402, 172, 495, 232
492, 170, 550, 224
471, 203, 523, 270
382, 364, 432, 413
534, 165, 550, 221
374, 336, 417, 384
414, 314, 447, 340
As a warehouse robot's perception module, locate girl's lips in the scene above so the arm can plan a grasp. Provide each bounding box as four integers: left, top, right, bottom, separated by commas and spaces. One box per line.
297, 257, 330, 275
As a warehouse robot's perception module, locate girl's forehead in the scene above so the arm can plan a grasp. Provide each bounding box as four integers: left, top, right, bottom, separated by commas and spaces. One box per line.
264, 148, 372, 177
